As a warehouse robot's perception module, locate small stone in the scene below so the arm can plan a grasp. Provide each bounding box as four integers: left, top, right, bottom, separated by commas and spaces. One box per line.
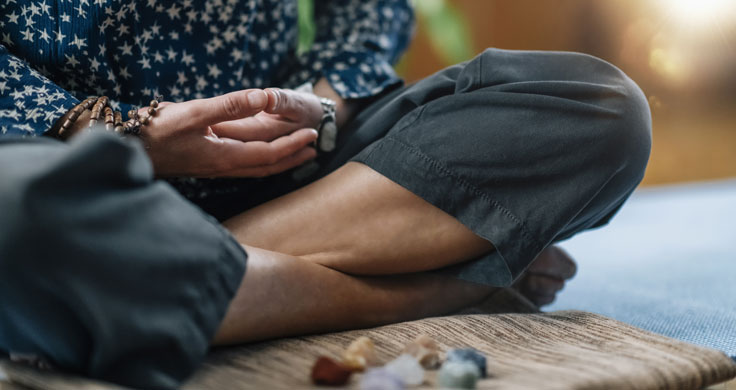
384, 354, 424, 386
446, 348, 488, 378
437, 361, 481, 390
360, 368, 405, 390
311, 356, 353, 386
342, 336, 378, 372
402, 334, 441, 370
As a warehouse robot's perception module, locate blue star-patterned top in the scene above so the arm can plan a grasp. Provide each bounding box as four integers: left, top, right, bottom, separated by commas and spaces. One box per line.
0, 0, 414, 137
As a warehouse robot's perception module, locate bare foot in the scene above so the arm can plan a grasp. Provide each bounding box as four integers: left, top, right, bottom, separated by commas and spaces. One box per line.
513, 246, 577, 307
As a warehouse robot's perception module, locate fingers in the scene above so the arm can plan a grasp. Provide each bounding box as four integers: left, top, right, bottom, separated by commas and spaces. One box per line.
179, 89, 269, 127
215, 128, 319, 176
229, 147, 318, 178
211, 114, 296, 142
264, 88, 322, 126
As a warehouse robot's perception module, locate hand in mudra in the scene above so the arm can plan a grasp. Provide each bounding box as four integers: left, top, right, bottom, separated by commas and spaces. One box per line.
141, 88, 322, 178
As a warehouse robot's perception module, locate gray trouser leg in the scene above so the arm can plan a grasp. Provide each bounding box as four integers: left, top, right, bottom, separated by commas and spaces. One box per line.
345, 49, 652, 285
0, 133, 246, 390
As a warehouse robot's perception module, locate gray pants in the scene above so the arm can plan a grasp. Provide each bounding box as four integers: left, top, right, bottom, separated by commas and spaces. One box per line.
0, 49, 651, 389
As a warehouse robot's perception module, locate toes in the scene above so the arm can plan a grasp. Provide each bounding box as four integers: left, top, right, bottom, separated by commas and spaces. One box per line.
527, 246, 577, 280
528, 294, 556, 307
525, 275, 565, 296
551, 247, 577, 280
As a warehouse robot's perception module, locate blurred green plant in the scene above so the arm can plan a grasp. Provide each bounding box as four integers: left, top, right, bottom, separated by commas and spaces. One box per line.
297, 0, 475, 66
297, 0, 316, 54
413, 0, 474, 64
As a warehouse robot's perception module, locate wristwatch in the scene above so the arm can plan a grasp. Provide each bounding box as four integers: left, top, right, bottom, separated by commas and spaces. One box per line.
294, 82, 338, 153
317, 96, 337, 152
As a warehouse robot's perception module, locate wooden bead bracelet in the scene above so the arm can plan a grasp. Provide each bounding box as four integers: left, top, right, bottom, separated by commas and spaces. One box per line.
57, 96, 162, 139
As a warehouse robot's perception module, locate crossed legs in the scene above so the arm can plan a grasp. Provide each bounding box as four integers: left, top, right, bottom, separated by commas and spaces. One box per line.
214, 162, 500, 344
213, 47, 652, 345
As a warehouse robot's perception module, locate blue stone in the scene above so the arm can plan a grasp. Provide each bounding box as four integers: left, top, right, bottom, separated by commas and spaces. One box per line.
438, 361, 480, 389
445, 348, 488, 378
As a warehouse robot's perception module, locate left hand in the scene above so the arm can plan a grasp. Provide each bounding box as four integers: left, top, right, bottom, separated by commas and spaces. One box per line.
210, 88, 324, 143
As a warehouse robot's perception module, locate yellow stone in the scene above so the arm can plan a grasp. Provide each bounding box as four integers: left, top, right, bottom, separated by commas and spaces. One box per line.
342, 336, 377, 371
403, 334, 441, 369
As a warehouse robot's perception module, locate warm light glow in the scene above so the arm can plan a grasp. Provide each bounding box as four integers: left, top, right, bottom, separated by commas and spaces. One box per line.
662, 0, 735, 29
649, 47, 690, 83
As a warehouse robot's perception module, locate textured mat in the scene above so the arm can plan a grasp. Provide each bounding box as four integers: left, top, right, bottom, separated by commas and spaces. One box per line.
549, 179, 736, 359
2, 290, 735, 389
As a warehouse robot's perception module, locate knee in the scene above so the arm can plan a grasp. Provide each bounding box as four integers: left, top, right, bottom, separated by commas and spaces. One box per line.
595, 59, 653, 187
549, 51, 652, 186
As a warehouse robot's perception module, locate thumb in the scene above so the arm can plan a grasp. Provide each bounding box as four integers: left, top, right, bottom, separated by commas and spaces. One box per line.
181, 89, 269, 127
264, 88, 321, 123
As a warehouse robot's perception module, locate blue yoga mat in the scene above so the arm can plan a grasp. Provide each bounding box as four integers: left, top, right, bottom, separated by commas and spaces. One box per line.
548, 179, 736, 359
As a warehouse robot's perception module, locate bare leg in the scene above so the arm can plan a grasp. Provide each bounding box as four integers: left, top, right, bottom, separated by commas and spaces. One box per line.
224, 162, 495, 275
213, 245, 495, 345
214, 162, 500, 344
216, 163, 580, 344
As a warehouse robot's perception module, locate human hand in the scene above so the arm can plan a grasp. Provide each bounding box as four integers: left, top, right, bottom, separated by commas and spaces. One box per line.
209, 87, 324, 145
140, 89, 319, 178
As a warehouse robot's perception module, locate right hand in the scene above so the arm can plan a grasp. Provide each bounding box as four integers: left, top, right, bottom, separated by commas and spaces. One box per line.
139, 89, 318, 178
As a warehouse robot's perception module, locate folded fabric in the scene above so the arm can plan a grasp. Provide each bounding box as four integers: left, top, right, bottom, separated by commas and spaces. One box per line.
4, 289, 733, 390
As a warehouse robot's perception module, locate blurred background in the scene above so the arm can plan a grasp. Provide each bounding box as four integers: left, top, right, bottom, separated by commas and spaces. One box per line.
398, 0, 736, 186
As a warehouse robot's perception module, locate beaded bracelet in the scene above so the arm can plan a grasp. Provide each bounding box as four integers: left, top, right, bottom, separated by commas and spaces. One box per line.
57, 95, 162, 140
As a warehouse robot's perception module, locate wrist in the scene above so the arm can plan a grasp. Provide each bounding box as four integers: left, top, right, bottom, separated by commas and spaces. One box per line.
293, 82, 338, 153
313, 78, 357, 128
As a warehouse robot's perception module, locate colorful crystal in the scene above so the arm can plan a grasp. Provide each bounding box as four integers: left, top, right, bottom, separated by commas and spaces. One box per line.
402, 334, 441, 369
311, 356, 353, 386
437, 361, 481, 389
342, 336, 378, 371
360, 368, 405, 390
446, 348, 488, 378
384, 354, 425, 386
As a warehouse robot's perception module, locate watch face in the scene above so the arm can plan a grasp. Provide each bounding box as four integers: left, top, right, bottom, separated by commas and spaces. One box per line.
319, 120, 338, 152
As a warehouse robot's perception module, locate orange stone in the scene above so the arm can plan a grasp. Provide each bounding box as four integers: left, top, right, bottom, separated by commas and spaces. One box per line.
311, 356, 353, 386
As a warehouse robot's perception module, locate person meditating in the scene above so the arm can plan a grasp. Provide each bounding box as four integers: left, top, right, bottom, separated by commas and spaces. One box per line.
0, 0, 651, 389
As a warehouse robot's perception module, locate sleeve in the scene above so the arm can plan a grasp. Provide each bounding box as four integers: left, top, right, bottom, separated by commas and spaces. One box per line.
0, 44, 79, 137
283, 0, 415, 99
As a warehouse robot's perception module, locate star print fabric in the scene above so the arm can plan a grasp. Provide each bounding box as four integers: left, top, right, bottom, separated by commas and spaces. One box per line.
0, 0, 414, 137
